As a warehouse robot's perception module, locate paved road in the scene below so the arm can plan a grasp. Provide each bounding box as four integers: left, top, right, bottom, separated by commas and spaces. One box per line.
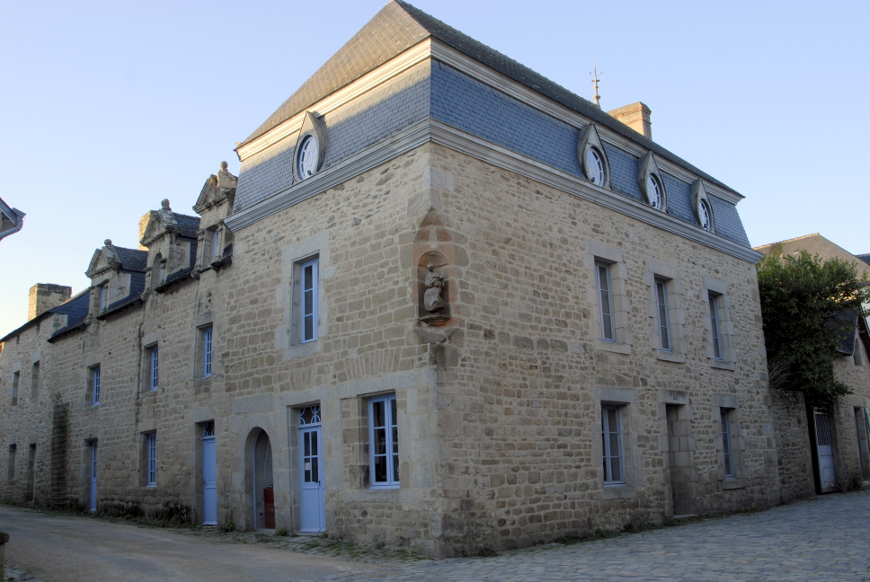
3, 491, 870, 582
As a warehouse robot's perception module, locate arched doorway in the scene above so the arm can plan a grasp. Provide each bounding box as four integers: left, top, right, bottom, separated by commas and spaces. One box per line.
250, 429, 275, 529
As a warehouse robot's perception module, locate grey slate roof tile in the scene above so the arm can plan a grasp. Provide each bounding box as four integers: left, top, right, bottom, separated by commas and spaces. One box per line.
113, 247, 148, 272
174, 213, 201, 238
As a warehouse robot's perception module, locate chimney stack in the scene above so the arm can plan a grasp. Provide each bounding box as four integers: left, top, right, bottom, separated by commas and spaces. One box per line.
28, 283, 72, 320
608, 102, 652, 140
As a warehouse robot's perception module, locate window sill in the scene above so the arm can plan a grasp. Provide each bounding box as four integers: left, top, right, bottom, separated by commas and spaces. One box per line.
370, 484, 400, 490
602, 485, 635, 499
721, 478, 745, 490
596, 340, 631, 355
285, 339, 322, 360
711, 359, 736, 371
656, 350, 686, 364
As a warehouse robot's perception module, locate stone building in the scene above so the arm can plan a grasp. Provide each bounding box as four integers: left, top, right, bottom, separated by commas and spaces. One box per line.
0, 1, 782, 556
755, 234, 870, 499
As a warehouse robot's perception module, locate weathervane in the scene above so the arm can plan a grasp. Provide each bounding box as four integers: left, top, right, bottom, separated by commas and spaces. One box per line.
589, 61, 603, 108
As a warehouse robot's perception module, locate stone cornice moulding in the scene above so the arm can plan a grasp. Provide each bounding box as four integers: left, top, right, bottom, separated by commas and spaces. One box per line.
226, 119, 761, 264
236, 38, 743, 205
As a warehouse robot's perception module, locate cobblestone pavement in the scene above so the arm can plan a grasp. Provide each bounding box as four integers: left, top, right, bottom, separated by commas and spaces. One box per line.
330, 491, 870, 582
4, 491, 870, 582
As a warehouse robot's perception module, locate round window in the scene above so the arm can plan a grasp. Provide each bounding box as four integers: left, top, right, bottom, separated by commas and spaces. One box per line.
646, 174, 662, 209
297, 135, 319, 179
585, 148, 605, 186
698, 199, 712, 231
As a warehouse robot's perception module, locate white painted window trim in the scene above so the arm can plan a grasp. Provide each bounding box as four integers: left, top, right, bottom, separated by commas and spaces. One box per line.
300, 258, 319, 344
146, 432, 157, 487
702, 278, 736, 370
369, 394, 400, 489
203, 327, 213, 378
645, 260, 686, 363
587, 241, 632, 354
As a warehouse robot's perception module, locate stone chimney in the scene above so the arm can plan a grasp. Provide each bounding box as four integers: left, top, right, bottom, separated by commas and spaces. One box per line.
608, 102, 652, 140
28, 283, 72, 320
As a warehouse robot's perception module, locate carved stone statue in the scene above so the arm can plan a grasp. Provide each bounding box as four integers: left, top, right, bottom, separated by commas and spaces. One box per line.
423, 263, 446, 312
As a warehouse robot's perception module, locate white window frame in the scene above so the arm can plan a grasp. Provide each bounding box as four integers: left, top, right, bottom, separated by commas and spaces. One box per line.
146, 433, 157, 487
99, 284, 108, 313
92, 365, 101, 405
211, 228, 221, 260
369, 394, 399, 489
655, 278, 671, 351
708, 293, 723, 360
702, 277, 736, 369
596, 261, 615, 341
300, 258, 319, 344
203, 327, 213, 378
601, 404, 624, 485
148, 345, 159, 391
721, 409, 735, 479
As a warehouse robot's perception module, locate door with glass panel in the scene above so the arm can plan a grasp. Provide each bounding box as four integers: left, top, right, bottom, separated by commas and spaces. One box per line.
299, 406, 325, 532
202, 422, 217, 525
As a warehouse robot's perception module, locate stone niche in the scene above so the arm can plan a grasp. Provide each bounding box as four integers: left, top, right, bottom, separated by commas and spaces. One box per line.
417, 251, 450, 326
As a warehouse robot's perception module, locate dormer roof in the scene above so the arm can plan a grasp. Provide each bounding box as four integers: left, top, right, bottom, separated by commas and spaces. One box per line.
140, 199, 201, 247
86, 240, 148, 278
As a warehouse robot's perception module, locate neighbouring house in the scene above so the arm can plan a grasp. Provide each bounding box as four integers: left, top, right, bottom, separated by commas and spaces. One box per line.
0, 1, 782, 557
755, 233, 870, 499
0, 196, 25, 242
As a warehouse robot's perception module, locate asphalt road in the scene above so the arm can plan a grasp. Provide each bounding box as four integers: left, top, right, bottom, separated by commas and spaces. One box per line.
0, 507, 386, 582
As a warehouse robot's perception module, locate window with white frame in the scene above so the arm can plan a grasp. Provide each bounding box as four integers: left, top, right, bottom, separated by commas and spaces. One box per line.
601, 404, 624, 485
145, 432, 157, 486
202, 327, 213, 378
7, 445, 15, 481
211, 228, 221, 260
92, 365, 101, 405
596, 261, 615, 342
720, 408, 735, 478
655, 278, 671, 351
369, 394, 399, 488
148, 345, 159, 391
99, 284, 108, 313
11, 371, 19, 406
708, 292, 723, 360
300, 258, 319, 343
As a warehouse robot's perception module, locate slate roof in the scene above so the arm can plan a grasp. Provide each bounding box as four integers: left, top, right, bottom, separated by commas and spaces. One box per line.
242, 0, 735, 193
114, 247, 148, 272
174, 213, 200, 238
0, 289, 91, 344
856, 253, 870, 266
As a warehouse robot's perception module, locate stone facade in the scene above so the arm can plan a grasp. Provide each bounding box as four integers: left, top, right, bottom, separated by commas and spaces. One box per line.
0, 1, 794, 558
756, 234, 870, 499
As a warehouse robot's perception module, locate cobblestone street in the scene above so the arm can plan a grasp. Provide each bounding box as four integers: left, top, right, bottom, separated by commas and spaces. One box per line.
4, 491, 870, 582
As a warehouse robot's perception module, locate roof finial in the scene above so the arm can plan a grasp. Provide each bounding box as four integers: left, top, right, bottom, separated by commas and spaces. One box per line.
589, 61, 603, 108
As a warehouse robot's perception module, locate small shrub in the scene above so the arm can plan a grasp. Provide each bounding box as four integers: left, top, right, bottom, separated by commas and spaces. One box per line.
275, 526, 289, 536
220, 519, 235, 533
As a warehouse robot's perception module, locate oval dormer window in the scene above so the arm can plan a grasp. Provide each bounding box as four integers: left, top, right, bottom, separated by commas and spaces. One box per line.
698, 199, 712, 231
585, 148, 605, 186
297, 135, 320, 179
646, 174, 663, 210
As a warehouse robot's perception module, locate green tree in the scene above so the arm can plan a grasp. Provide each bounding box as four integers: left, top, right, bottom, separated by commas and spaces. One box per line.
757, 250, 869, 409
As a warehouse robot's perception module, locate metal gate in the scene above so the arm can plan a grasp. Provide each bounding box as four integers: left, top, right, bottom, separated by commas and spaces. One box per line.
814, 411, 836, 492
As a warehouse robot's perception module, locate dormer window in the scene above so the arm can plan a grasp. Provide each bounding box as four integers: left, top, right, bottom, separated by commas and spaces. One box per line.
638, 152, 667, 211
99, 284, 108, 313
577, 123, 611, 190
585, 148, 606, 186
691, 179, 715, 233
646, 175, 663, 209
211, 228, 221, 260
292, 111, 327, 183
152, 254, 165, 288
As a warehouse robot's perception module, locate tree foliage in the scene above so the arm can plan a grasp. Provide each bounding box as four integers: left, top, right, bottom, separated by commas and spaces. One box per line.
757, 250, 869, 409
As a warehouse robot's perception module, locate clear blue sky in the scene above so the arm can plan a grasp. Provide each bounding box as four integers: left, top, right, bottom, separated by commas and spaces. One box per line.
1, 0, 868, 336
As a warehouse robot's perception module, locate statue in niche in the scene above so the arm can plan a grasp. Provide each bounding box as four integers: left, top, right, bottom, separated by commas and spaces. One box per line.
423, 263, 446, 312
